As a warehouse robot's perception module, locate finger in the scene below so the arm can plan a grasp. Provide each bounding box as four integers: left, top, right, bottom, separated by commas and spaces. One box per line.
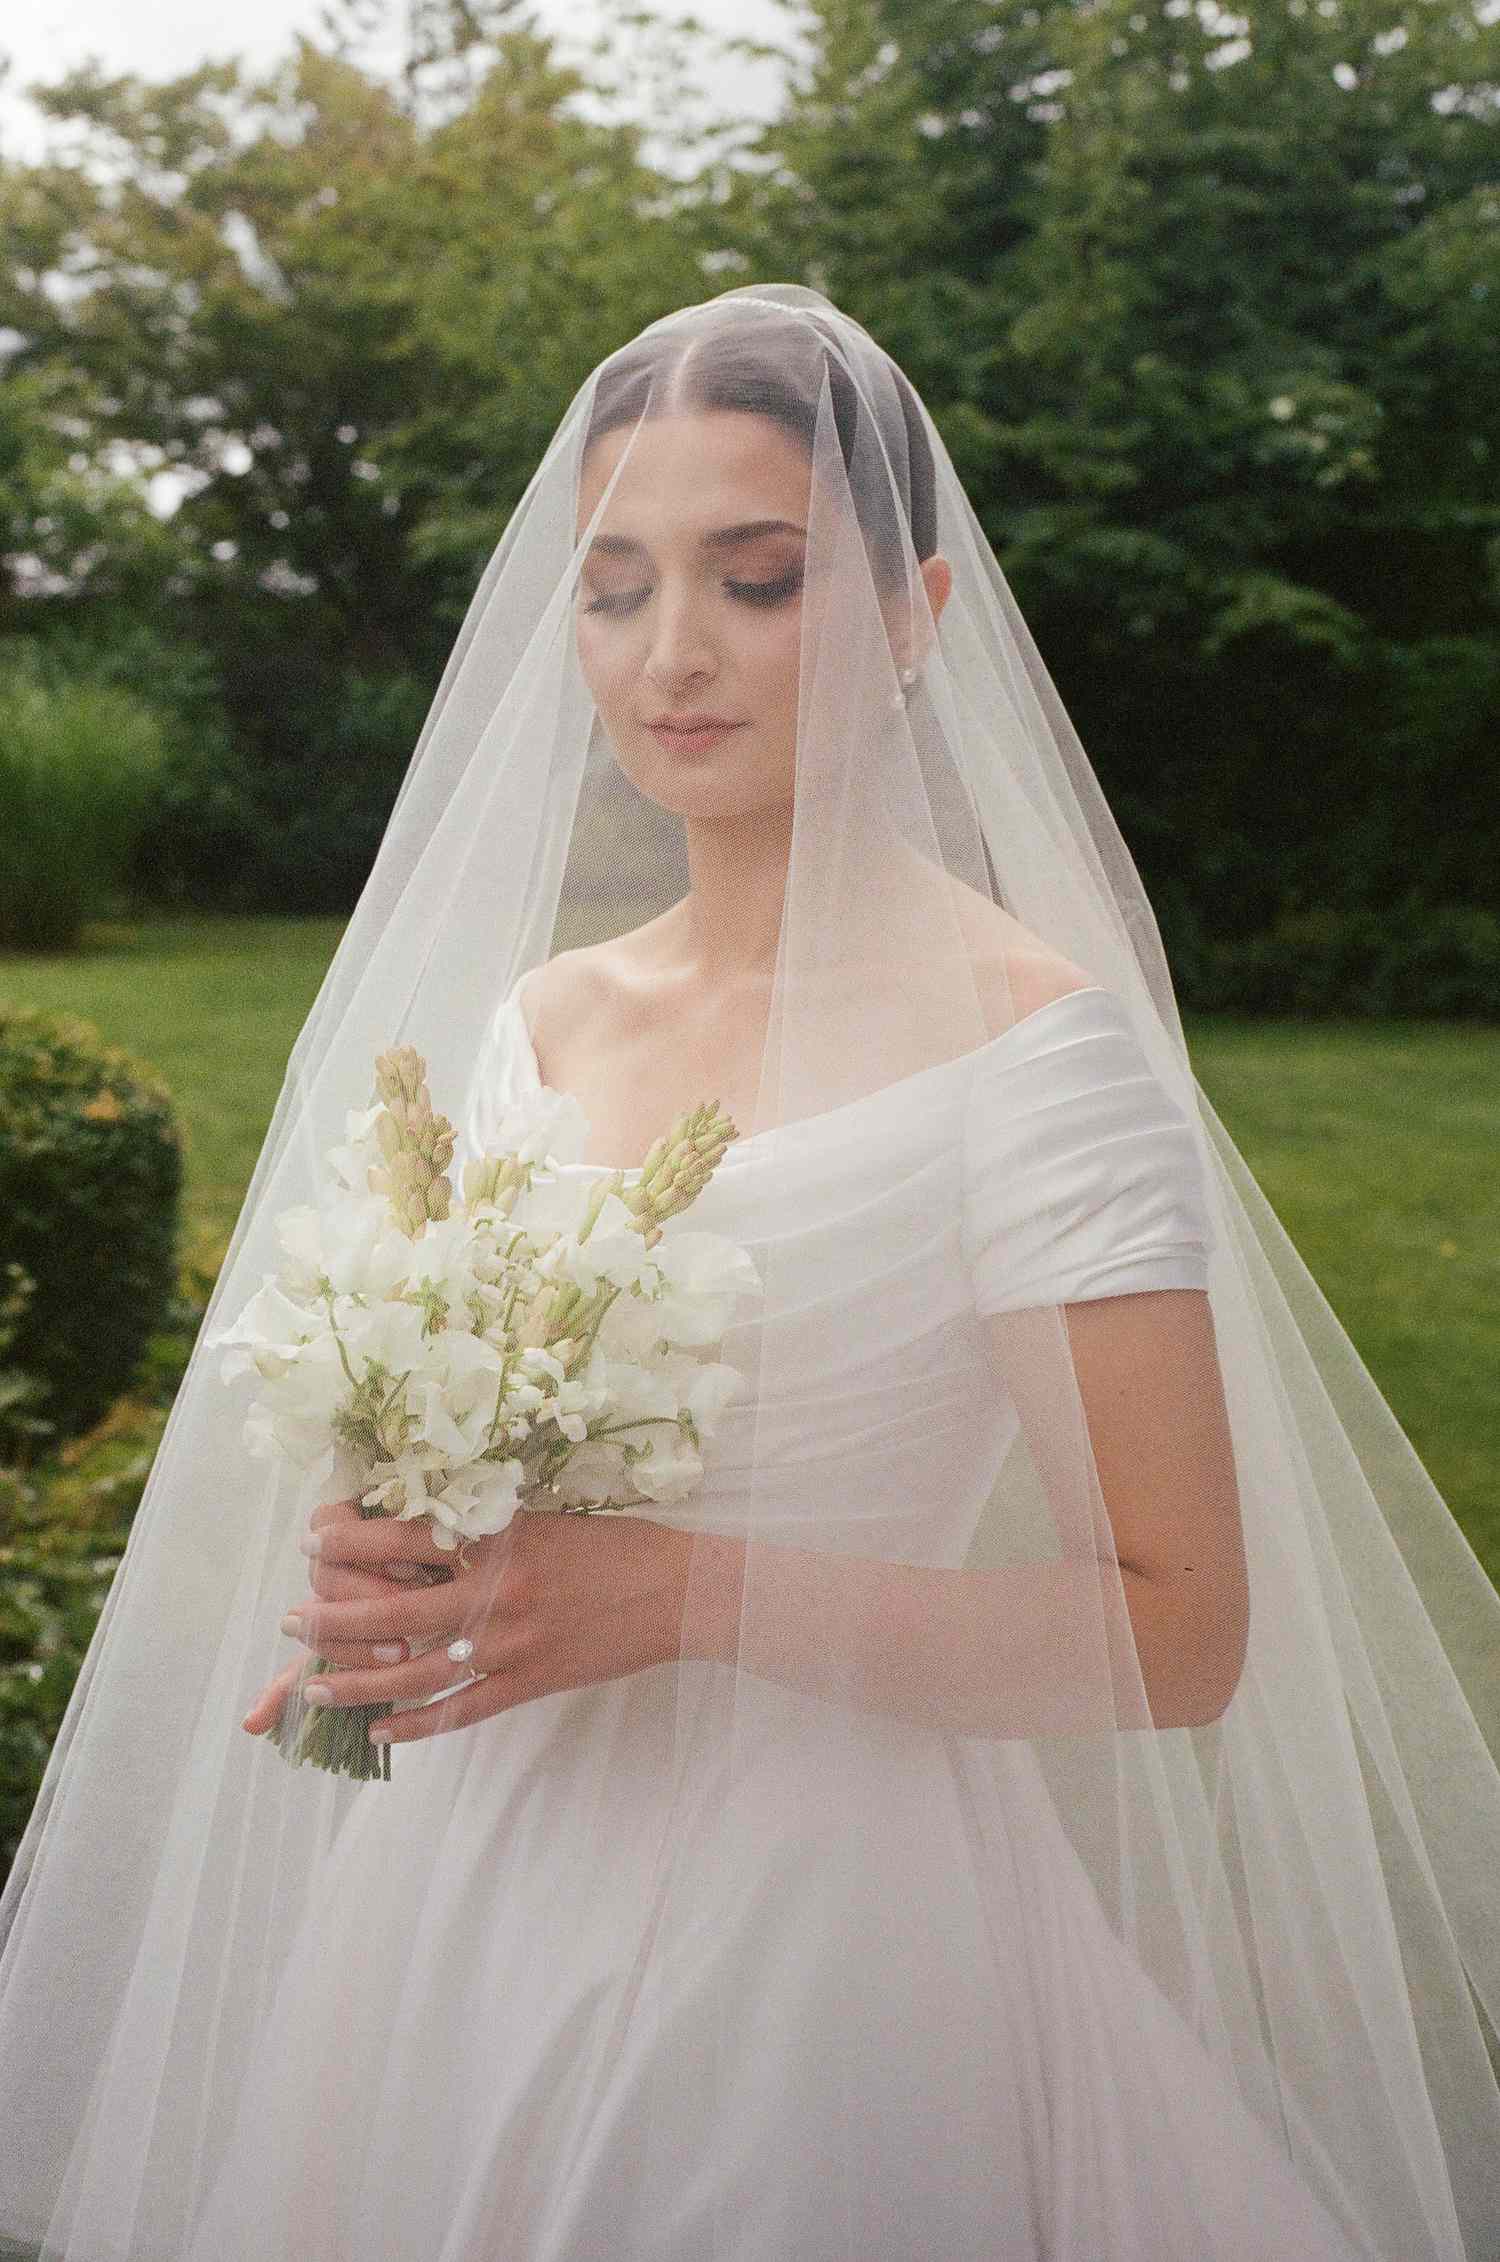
302, 1512, 464, 1574
242, 1659, 300, 1735
301, 1640, 510, 1710
310, 1492, 366, 1531
309, 1560, 426, 1604
282, 1576, 495, 1651
365, 1671, 503, 1746
299, 1629, 452, 1669
305, 1493, 447, 1575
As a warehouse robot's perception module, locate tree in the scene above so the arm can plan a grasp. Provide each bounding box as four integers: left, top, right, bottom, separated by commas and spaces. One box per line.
714, 0, 1500, 935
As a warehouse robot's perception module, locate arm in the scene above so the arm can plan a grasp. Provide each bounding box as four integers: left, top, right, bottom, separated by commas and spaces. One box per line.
260, 1292, 1248, 1745
685, 1289, 1249, 1738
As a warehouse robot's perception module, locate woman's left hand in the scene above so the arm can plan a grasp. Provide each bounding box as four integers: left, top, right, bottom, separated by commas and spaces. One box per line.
274, 1506, 697, 1746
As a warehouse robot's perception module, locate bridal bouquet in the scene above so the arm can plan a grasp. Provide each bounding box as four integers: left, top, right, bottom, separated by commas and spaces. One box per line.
209, 1045, 760, 1779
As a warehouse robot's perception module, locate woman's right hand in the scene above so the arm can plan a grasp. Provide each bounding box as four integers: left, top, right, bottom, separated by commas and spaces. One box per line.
241, 1489, 453, 1737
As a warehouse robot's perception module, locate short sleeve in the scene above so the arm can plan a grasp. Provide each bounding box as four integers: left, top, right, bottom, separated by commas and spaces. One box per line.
960, 990, 1216, 1316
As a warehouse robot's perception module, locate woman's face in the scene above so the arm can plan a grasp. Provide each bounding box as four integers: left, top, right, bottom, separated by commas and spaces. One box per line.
573, 410, 817, 822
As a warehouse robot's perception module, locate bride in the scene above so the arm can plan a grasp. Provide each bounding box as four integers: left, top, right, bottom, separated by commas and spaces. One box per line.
2, 284, 1498, 2261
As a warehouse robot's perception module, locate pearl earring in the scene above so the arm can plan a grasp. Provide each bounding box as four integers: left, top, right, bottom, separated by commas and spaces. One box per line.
889, 665, 918, 711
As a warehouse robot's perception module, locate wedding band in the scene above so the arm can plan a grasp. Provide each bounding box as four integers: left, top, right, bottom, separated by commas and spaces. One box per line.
446, 1636, 475, 1665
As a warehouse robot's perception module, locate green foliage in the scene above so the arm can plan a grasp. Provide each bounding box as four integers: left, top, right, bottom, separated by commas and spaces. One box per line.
0, 1005, 182, 1453
0, 0, 1495, 932
0, 1417, 168, 1889
1193, 903, 1500, 1020
714, 0, 1500, 935
0, 657, 171, 948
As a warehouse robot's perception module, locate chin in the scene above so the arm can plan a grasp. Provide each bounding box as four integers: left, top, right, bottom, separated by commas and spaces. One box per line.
617, 737, 793, 820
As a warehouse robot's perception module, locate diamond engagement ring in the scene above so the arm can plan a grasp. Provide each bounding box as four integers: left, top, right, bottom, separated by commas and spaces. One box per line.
446, 1637, 475, 1665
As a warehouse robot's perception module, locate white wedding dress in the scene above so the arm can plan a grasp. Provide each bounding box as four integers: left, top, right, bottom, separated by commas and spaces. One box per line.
182, 982, 1374, 2262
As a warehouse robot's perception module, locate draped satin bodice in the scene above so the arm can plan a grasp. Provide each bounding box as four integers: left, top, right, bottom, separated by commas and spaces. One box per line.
460, 982, 1216, 1565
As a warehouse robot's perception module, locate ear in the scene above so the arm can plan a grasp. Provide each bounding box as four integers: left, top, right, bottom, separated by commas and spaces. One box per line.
919, 553, 953, 634
887, 554, 953, 675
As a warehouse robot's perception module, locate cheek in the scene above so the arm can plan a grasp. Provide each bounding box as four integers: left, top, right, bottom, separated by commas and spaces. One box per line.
574, 618, 629, 709
750, 609, 804, 711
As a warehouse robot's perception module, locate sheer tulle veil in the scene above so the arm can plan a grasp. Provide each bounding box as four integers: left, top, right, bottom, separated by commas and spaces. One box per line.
1, 281, 1498, 2261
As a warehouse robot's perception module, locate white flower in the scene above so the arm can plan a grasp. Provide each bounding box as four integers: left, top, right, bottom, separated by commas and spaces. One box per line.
488, 1087, 591, 1169
208, 1277, 327, 1381
501, 1376, 547, 1414
407, 1333, 506, 1460
325, 1100, 386, 1194
212, 1049, 764, 1557
650, 1230, 762, 1346
592, 1288, 670, 1362
241, 1334, 351, 1461
427, 1457, 526, 1543
361, 1445, 448, 1517
682, 1359, 746, 1437
245, 1400, 333, 1470
273, 1196, 413, 1303
533, 1199, 659, 1299
629, 1437, 705, 1503
398, 1211, 489, 1311
587, 1353, 680, 1425
334, 1296, 431, 1378
541, 1371, 609, 1443
551, 1440, 629, 1509
509, 1172, 595, 1242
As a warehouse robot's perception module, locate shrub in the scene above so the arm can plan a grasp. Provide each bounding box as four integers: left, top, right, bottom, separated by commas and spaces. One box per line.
0, 1448, 150, 1888
0, 667, 170, 948
0, 1006, 182, 1453
1192, 903, 1500, 1019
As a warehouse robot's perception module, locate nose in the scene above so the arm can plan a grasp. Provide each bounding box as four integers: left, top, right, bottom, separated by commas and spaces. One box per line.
642, 580, 716, 693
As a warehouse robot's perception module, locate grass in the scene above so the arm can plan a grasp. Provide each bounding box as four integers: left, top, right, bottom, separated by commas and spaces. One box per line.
1, 910, 1496, 1579
0, 912, 345, 1275
1188, 1012, 1499, 1580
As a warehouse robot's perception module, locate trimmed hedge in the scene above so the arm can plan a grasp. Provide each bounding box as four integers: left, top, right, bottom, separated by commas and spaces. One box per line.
1169, 903, 1500, 1020
0, 1006, 183, 1454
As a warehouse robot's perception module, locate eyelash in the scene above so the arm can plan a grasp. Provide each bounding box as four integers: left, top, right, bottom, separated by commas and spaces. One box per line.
582, 568, 803, 618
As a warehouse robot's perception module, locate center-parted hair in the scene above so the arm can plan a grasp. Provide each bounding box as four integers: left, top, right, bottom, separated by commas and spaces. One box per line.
582, 305, 938, 594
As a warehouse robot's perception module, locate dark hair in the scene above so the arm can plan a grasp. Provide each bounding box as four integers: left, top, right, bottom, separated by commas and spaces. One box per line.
582, 311, 937, 594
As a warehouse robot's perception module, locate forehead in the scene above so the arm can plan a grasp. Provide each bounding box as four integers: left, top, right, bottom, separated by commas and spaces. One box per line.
576, 410, 813, 547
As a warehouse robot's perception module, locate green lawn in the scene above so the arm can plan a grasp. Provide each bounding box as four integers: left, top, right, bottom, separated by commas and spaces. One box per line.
3, 912, 1496, 1577
1, 913, 346, 1272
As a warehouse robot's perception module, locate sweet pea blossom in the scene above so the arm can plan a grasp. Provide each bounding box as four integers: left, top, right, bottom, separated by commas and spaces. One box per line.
213, 1046, 761, 1561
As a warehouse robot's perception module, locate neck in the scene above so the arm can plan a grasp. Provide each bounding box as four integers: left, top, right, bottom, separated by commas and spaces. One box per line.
677, 802, 793, 986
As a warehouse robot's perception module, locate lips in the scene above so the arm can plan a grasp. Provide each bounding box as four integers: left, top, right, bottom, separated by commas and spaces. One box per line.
647, 718, 746, 752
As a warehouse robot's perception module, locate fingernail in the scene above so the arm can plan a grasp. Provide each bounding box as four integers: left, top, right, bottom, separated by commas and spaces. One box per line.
299, 1533, 323, 1556
368, 1725, 392, 1742
303, 1681, 333, 1705
280, 1612, 304, 1637
372, 1642, 405, 1663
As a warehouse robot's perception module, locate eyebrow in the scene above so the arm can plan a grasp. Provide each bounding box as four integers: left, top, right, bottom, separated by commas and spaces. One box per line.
584, 519, 807, 558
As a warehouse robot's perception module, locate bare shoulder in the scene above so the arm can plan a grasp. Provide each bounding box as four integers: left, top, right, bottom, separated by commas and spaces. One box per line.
941, 874, 1101, 1030
515, 944, 608, 1053
517, 915, 676, 1051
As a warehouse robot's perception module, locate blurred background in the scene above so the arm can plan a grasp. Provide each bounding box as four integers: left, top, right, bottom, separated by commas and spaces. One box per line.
0, 0, 1496, 1883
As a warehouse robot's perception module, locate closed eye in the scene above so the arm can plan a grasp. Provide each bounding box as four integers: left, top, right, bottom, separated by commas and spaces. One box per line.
580, 588, 647, 616
582, 567, 803, 617
726, 567, 803, 607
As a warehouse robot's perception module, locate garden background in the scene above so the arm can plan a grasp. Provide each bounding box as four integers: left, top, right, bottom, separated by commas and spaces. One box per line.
1, 0, 1497, 1884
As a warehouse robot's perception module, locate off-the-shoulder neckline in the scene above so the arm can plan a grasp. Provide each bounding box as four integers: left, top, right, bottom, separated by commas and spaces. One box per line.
497, 980, 1127, 1175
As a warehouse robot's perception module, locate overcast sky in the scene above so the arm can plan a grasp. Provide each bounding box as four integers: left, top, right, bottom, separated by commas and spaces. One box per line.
0, 0, 800, 166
